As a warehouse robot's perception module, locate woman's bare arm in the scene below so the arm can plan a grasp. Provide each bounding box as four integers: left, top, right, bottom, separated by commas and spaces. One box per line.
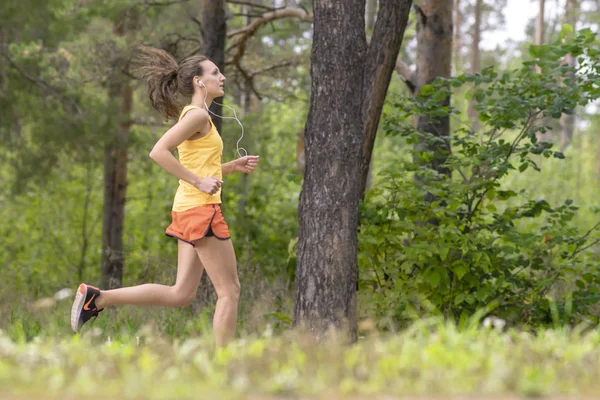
149, 108, 222, 195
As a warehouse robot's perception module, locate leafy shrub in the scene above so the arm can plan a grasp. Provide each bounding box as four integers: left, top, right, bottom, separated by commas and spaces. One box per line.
359, 29, 600, 328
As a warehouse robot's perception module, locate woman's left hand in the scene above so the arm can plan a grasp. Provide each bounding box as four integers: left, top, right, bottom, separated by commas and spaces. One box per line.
233, 155, 260, 174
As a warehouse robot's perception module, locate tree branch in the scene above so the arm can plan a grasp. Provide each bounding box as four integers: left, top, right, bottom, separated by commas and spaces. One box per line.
227, 62, 263, 100
248, 59, 297, 78
395, 58, 417, 92
227, 7, 313, 69
222, 7, 312, 102
2, 53, 83, 115
228, 7, 312, 38
226, 0, 280, 12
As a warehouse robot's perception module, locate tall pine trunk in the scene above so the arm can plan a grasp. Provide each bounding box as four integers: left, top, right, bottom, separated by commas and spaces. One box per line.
200, 0, 226, 133
467, 0, 482, 132
414, 0, 453, 179
559, 0, 577, 150
295, 0, 412, 338
102, 22, 132, 289
536, 0, 546, 46
194, 0, 227, 308
295, 0, 366, 337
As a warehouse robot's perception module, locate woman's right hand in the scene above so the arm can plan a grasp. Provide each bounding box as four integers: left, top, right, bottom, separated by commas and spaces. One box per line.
194, 177, 223, 195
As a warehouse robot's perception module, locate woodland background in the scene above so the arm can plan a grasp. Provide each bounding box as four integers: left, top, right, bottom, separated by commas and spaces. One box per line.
1, 0, 600, 340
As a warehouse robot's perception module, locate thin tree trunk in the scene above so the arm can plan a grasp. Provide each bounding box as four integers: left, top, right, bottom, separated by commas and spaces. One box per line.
414, 0, 453, 179
295, 0, 412, 339
453, 0, 461, 73
467, 0, 482, 132
238, 6, 252, 226
200, 0, 226, 133
359, 0, 413, 197
536, 0, 546, 46
560, 0, 577, 150
193, 0, 227, 310
102, 65, 132, 290
78, 160, 95, 283
535, 0, 552, 142
366, 0, 377, 30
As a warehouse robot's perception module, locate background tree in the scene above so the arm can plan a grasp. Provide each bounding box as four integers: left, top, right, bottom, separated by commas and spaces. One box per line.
559, 0, 578, 150
294, 0, 412, 337
467, 0, 482, 132
396, 0, 453, 178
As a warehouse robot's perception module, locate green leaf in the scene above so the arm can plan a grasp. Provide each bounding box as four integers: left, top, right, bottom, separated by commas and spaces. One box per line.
561, 23, 574, 38
439, 246, 450, 261
529, 45, 543, 59
425, 269, 442, 286
519, 163, 529, 172
454, 293, 466, 305
453, 264, 468, 280
420, 85, 434, 96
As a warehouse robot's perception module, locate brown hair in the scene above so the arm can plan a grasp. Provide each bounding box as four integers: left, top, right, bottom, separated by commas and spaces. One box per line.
133, 45, 208, 120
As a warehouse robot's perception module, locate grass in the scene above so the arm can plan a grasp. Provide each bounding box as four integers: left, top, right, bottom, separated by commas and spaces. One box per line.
2, 304, 600, 400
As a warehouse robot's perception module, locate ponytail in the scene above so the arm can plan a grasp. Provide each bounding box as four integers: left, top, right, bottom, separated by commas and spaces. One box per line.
133, 46, 209, 121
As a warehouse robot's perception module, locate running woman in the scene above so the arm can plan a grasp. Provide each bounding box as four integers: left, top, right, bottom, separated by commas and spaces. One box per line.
71, 45, 259, 347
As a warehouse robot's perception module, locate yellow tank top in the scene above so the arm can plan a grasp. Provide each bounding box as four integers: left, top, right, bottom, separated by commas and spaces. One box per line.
172, 105, 223, 212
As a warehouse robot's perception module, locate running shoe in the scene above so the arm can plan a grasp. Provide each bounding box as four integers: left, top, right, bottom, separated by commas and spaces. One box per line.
71, 283, 104, 333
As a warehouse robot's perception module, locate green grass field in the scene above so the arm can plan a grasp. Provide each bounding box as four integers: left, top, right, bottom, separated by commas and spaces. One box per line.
2, 311, 600, 400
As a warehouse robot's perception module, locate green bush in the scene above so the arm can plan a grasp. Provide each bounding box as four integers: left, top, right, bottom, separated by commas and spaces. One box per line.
359, 29, 600, 329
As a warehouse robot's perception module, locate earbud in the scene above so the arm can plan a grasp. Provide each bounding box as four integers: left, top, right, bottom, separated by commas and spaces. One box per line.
197, 80, 205, 87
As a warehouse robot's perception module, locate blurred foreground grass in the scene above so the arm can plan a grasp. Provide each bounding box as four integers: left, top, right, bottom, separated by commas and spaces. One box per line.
2, 315, 600, 400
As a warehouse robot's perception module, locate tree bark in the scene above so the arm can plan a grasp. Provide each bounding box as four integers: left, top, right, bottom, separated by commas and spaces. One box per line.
200, 0, 226, 133
102, 62, 132, 290
295, 0, 412, 339
536, 0, 546, 46
359, 0, 413, 197
452, 0, 461, 73
414, 0, 453, 178
295, 0, 366, 339
467, 0, 482, 132
559, 0, 577, 150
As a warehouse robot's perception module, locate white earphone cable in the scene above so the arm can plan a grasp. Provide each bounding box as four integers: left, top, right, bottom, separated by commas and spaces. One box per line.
201, 82, 247, 158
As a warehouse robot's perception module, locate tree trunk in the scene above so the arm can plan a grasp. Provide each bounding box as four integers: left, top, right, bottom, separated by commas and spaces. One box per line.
295, 0, 412, 339
366, 0, 377, 30
413, 0, 453, 178
559, 0, 577, 150
452, 0, 461, 73
200, 0, 226, 133
102, 68, 132, 290
359, 0, 413, 197
536, 0, 545, 46
193, 0, 227, 309
467, 0, 482, 132
535, 0, 551, 142
294, 0, 366, 339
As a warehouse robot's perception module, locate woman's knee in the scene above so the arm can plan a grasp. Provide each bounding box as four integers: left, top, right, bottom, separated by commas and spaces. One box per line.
170, 286, 197, 307
217, 281, 240, 302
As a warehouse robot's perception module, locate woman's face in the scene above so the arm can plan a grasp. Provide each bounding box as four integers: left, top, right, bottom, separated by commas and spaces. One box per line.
198, 60, 226, 97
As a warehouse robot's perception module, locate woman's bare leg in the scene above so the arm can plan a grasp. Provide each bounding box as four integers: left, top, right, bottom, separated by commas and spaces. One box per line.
95, 240, 203, 309
194, 237, 240, 347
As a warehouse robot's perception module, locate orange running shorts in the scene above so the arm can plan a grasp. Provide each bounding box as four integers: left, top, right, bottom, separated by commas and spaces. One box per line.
165, 204, 231, 245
